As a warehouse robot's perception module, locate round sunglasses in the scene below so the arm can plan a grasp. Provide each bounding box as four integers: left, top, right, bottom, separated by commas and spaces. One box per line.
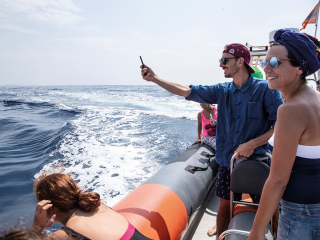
260, 57, 291, 69
219, 57, 238, 65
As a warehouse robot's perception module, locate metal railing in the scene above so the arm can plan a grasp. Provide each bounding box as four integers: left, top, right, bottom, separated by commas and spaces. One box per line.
218, 229, 269, 240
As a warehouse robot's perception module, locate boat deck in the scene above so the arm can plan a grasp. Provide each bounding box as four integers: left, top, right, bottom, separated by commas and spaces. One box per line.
192, 191, 219, 240
181, 183, 219, 240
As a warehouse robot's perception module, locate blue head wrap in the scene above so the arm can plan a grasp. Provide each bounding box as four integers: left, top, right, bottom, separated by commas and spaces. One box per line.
273, 29, 320, 76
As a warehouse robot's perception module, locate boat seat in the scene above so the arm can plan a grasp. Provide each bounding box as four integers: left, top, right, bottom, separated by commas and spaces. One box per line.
233, 204, 257, 217
218, 156, 273, 240
225, 212, 273, 240
231, 160, 270, 196
233, 196, 257, 217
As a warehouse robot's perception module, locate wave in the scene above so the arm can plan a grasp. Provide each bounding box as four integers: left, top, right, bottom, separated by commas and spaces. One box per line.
1, 100, 23, 106
47, 90, 200, 120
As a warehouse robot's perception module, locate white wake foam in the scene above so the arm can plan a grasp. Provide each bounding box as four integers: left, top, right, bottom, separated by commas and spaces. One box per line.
35, 86, 201, 206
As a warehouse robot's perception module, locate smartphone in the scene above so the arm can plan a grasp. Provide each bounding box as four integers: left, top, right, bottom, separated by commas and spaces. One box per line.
140, 56, 147, 76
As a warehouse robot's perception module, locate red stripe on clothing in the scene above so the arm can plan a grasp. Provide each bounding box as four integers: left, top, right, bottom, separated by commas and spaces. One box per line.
120, 222, 135, 240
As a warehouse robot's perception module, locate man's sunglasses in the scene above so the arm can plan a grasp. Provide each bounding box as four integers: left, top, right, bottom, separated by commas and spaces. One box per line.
260, 57, 291, 69
219, 57, 238, 65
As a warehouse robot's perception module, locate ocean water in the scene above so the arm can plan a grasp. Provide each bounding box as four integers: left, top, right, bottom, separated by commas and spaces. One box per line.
0, 85, 199, 229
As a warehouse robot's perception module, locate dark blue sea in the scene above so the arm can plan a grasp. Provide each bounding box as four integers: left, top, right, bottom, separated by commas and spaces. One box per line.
0, 85, 199, 230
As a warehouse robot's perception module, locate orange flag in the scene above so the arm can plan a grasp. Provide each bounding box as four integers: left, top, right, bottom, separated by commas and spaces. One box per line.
301, 3, 319, 30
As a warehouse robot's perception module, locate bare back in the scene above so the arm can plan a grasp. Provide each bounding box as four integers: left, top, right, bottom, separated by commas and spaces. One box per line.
53, 205, 129, 240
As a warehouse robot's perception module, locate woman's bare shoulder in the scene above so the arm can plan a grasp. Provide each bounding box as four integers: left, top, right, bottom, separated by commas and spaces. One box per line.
277, 101, 300, 115
276, 93, 318, 134
276, 101, 307, 127
279, 93, 314, 113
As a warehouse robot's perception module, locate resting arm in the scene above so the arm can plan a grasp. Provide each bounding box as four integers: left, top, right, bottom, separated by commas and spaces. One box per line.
248, 104, 305, 240
141, 64, 191, 97
235, 87, 283, 158
234, 128, 274, 158
197, 112, 202, 141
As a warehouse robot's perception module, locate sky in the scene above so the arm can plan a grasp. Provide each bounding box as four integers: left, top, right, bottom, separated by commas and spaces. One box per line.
0, 0, 319, 86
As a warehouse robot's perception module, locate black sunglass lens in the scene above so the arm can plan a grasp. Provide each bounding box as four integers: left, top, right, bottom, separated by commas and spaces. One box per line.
221, 58, 227, 65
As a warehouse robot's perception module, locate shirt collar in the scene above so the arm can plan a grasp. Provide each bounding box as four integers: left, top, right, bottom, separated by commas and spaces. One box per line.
231, 75, 253, 93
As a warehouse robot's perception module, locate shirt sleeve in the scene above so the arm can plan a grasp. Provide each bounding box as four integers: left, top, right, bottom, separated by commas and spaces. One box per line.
185, 84, 221, 104
263, 88, 284, 128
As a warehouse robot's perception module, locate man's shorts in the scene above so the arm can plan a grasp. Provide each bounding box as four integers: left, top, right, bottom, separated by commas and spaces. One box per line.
215, 159, 271, 203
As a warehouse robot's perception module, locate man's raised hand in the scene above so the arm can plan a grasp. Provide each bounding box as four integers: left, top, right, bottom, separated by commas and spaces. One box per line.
140, 64, 156, 82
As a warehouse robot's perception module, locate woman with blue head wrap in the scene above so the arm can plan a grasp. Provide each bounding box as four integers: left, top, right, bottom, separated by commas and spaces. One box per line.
248, 30, 320, 240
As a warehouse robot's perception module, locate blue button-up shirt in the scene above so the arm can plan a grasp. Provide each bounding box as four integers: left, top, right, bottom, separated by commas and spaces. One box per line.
186, 76, 283, 168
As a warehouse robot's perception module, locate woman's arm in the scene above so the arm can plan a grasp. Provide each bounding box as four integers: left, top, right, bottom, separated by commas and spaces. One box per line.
30, 200, 76, 239
197, 112, 202, 141
248, 103, 306, 240
29, 200, 72, 239
30, 200, 55, 233
192, 112, 202, 145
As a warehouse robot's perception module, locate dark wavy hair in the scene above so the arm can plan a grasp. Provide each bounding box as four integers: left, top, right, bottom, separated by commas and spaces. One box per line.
34, 173, 101, 212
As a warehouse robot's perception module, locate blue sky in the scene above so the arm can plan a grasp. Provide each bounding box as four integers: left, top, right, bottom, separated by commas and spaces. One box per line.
0, 0, 319, 85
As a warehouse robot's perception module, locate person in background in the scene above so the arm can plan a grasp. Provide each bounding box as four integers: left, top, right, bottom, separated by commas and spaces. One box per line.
248, 30, 320, 240
140, 43, 283, 238
31, 172, 151, 240
194, 103, 217, 150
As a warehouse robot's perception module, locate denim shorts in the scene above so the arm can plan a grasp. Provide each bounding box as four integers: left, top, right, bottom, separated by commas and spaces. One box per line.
278, 199, 320, 240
